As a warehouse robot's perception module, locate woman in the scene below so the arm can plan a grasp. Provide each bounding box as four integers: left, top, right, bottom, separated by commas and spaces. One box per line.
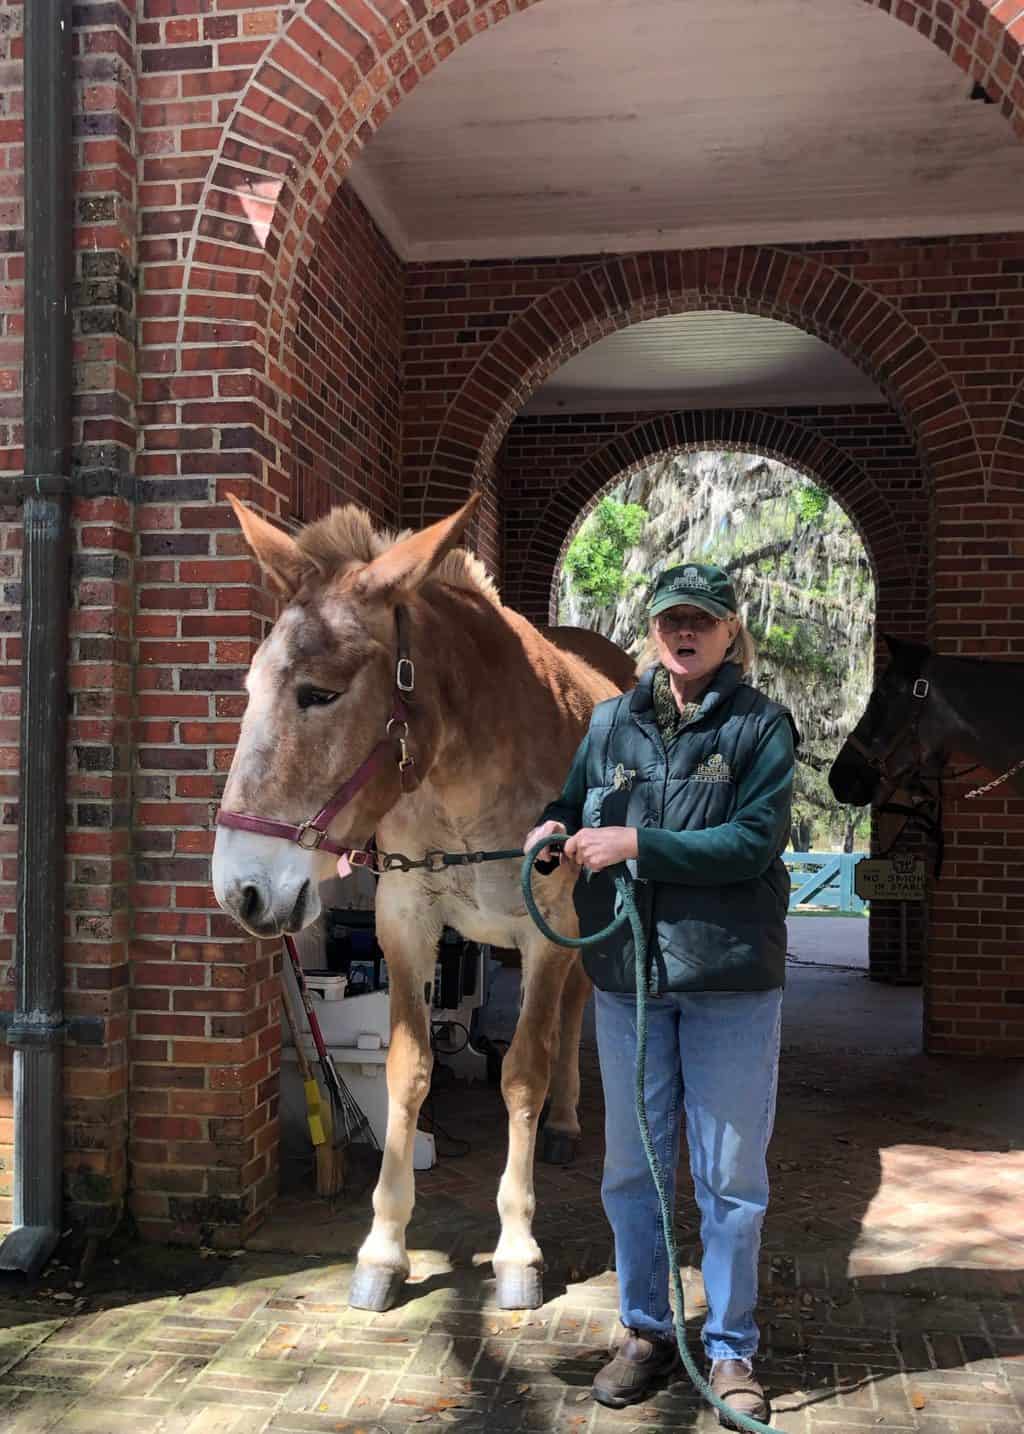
525, 562, 796, 1423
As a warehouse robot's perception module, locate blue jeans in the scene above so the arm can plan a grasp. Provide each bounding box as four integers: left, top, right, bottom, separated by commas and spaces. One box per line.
594, 986, 783, 1361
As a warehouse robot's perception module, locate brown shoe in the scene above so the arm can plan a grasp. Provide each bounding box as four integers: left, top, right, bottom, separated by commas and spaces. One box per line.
709, 1358, 769, 1429
591, 1327, 681, 1408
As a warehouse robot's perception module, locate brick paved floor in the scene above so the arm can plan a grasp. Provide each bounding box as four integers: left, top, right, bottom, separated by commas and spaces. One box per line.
2, 967, 1022, 1433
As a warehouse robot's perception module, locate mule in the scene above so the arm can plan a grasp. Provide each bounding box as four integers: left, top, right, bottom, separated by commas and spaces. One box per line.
212, 494, 631, 1312
829, 633, 1024, 806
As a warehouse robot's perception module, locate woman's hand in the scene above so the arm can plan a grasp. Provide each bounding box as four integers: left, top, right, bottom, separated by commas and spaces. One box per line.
564, 826, 639, 873
523, 819, 567, 864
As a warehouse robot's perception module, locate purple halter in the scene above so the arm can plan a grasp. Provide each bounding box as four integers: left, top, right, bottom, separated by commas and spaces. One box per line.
216, 608, 416, 868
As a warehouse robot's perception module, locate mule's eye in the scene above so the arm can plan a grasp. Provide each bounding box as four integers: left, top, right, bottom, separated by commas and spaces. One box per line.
296, 686, 340, 710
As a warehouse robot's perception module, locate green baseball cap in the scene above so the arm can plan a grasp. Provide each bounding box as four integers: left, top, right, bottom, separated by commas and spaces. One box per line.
648, 563, 737, 621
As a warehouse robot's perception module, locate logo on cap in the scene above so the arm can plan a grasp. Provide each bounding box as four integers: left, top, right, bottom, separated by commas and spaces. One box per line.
669, 566, 712, 592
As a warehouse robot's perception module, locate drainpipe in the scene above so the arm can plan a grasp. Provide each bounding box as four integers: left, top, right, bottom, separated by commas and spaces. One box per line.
0, 0, 75, 1276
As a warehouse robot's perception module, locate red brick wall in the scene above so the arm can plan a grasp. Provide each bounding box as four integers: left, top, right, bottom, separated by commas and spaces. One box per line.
290, 183, 403, 528
130, 0, 287, 1250
0, 498, 136, 1236
0, 0, 136, 1237
407, 241, 1024, 521
127, 180, 403, 1245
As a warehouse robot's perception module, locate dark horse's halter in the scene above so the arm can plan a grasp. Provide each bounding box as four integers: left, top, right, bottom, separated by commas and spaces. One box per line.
844, 675, 933, 792
843, 672, 951, 876
841, 661, 1024, 879
215, 607, 418, 872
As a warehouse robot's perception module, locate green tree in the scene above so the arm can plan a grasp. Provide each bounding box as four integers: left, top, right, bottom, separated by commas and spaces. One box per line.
563, 497, 648, 606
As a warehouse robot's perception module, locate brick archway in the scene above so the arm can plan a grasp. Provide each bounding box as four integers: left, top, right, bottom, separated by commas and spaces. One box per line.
158, 0, 547, 518
422, 250, 975, 533
499, 410, 913, 625
514, 409, 928, 997
165, 0, 1021, 519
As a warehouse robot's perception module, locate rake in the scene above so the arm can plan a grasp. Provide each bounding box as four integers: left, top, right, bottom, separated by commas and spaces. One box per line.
282, 935, 380, 1187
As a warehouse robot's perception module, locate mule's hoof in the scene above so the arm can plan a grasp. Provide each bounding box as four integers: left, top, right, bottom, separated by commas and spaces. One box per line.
539, 1128, 578, 1166
494, 1262, 544, 1310
348, 1263, 405, 1312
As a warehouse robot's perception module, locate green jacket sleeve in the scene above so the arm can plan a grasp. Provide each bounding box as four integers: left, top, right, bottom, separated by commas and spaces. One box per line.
636, 718, 795, 884
536, 732, 590, 835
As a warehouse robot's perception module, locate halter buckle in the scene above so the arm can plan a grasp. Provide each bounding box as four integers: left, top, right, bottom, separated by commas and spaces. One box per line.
296, 822, 326, 851
396, 657, 415, 693
912, 678, 930, 699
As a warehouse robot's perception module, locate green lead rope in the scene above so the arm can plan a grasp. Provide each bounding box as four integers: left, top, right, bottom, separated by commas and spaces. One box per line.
520, 835, 782, 1434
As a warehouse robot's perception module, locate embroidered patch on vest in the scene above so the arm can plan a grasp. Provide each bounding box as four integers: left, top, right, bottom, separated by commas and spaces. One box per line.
693, 752, 732, 783
612, 763, 636, 791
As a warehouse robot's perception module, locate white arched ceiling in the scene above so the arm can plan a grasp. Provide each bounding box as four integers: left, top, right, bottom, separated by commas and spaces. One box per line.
350, 0, 1024, 261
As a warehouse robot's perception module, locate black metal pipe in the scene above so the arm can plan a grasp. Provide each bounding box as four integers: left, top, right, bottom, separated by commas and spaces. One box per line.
0, 0, 75, 1277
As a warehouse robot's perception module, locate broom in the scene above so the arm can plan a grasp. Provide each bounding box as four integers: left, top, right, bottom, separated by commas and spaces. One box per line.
281, 949, 346, 1197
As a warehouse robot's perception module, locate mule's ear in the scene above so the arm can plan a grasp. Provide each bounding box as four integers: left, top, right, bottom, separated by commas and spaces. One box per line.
348, 494, 481, 604
228, 494, 320, 599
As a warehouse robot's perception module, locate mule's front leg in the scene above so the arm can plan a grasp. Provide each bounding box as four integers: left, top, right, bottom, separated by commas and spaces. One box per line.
349, 954, 433, 1312
493, 941, 570, 1309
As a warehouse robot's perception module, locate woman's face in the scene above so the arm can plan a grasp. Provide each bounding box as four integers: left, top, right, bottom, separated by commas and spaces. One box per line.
653, 604, 739, 686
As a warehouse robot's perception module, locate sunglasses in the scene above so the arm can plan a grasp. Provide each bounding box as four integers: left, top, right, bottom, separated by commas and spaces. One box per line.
654, 609, 721, 633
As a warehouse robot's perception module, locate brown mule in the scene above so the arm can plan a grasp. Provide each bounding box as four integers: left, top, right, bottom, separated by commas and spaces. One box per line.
213, 494, 632, 1313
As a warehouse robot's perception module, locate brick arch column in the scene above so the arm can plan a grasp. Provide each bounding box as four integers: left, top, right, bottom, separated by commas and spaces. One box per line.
131, 0, 559, 1247
422, 250, 974, 531
157, 0, 546, 526
501, 409, 915, 625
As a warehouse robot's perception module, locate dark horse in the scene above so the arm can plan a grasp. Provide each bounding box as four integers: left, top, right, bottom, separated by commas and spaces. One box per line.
829, 634, 1024, 808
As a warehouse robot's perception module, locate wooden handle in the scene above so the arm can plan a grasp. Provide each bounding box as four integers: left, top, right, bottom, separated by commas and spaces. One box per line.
280, 972, 316, 1084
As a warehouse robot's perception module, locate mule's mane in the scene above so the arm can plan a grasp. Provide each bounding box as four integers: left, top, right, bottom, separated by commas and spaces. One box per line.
294, 504, 500, 605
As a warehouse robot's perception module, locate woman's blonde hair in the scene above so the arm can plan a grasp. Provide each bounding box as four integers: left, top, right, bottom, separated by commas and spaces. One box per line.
636, 615, 756, 678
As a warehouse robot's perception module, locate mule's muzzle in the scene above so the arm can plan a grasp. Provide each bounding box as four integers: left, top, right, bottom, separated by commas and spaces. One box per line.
225, 876, 311, 938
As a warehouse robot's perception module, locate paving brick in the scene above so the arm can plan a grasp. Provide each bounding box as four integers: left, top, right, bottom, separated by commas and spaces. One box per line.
0, 1388, 80, 1434
2, 1040, 1023, 1434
